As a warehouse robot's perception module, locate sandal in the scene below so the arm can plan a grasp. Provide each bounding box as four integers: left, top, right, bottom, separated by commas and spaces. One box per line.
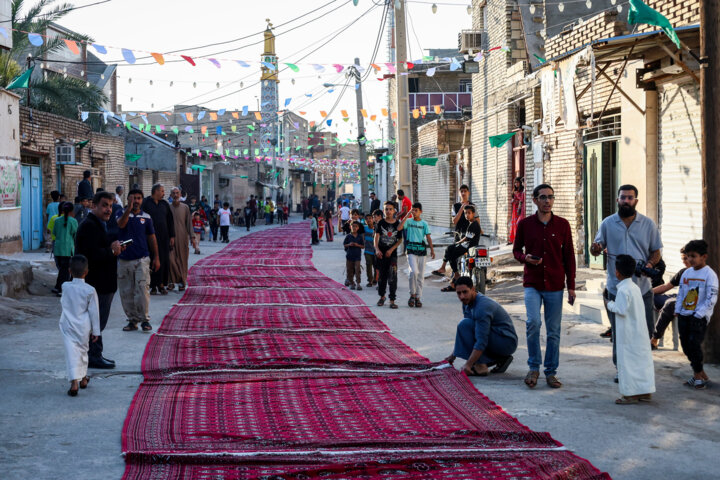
524, 370, 539, 389
441, 285, 456, 292
389, 302, 398, 309
431, 269, 445, 276
67, 387, 78, 397
141, 321, 153, 331
615, 395, 639, 405
79, 376, 90, 389
546, 375, 563, 389
123, 322, 138, 332
178, 284, 185, 291
377, 297, 386, 307
467, 364, 489, 376
415, 300, 422, 308
491, 355, 514, 374
408, 297, 416, 307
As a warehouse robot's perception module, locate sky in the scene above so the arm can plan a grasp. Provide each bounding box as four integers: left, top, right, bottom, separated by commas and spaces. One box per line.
53, 0, 474, 142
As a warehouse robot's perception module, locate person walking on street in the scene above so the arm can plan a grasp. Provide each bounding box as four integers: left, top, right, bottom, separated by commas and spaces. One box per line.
374, 201, 404, 309
168, 187, 194, 291
243, 202, 253, 232
508, 177, 525, 244
446, 276, 517, 377
401, 203, 435, 308
77, 170, 93, 201
208, 204, 219, 242
513, 184, 576, 389
75, 191, 124, 369
219, 202, 232, 243
338, 201, 351, 234
52, 202, 78, 295
343, 221, 364, 290
116, 189, 160, 332
591, 185, 662, 379
142, 184, 175, 295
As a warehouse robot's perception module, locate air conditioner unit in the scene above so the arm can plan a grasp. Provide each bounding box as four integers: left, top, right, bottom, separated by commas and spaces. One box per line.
438, 153, 450, 164
128, 167, 138, 175
458, 30, 485, 54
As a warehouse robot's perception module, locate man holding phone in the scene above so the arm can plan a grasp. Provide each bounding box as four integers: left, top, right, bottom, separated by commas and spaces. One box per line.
116, 189, 161, 332
513, 184, 576, 389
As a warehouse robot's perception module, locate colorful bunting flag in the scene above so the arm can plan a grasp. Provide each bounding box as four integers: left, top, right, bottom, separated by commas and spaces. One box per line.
416, 158, 439, 166
488, 132, 516, 148
121, 49, 136, 64
64, 39, 80, 55
28, 33, 43, 46
5, 66, 33, 90
285, 63, 299, 72
254, 112, 262, 121
181, 55, 196, 66
151, 52, 165, 65
628, 0, 681, 48
208, 58, 221, 68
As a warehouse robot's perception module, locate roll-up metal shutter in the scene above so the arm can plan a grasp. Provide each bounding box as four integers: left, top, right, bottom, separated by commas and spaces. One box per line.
658, 80, 702, 274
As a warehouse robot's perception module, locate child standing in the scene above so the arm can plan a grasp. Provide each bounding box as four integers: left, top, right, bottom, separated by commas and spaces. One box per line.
674, 239, 718, 389
651, 248, 690, 349
192, 212, 204, 254
400, 203, 435, 308
243, 202, 253, 232
363, 214, 377, 287
344, 221, 364, 290
219, 202, 232, 243
374, 202, 403, 309
310, 208, 319, 245
59, 255, 100, 397
606, 254, 656, 404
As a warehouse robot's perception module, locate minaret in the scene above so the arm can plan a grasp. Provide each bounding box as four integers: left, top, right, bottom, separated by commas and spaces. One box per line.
259, 20, 279, 156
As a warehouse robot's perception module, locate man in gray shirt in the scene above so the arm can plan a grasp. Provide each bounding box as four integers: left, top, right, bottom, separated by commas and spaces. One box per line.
591, 184, 662, 368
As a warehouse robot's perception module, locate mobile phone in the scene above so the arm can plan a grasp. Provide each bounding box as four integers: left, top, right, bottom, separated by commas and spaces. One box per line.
527, 254, 541, 261
120, 239, 134, 247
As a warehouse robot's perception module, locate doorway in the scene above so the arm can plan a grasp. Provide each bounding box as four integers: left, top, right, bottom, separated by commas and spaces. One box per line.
20, 163, 43, 251
584, 140, 618, 268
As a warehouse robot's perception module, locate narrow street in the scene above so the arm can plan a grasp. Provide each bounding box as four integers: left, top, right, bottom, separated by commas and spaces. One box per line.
0, 220, 717, 479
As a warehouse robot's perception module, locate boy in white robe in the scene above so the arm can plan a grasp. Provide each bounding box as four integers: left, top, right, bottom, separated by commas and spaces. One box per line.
59, 255, 100, 396
606, 254, 656, 404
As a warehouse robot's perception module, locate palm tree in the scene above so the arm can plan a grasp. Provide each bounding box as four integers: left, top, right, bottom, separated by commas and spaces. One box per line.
2, 1, 108, 128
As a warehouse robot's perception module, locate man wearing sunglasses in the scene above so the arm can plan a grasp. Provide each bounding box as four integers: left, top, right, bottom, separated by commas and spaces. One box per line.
513, 184, 576, 390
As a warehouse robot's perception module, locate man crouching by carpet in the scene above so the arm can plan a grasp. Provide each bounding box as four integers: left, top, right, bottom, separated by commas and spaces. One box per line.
446, 276, 518, 377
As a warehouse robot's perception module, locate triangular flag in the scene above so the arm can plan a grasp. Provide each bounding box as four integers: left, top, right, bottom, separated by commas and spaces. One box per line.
254, 112, 263, 121
218, 108, 226, 116
284, 98, 292, 107
416, 158, 439, 166
261, 61, 276, 70
412, 109, 419, 119
488, 132, 516, 148
28, 33, 43, 46
426, 67, 436, 77
371, 63, 381, 71
285, 63, 299, 72
81, 112, 89, 121
385, 62, 396, 73
326, 119, 332, 127
216, 126, 222, 134
247, 125, 256, 131
381, 108, 388, 117
208, 58, 221, 68
6, 66, 34, 90
201, 126, 207, 134
231, 125, 237, 132
312, 64, 325, 72
370, 115, 377, 121
341, 110, 349, 117
181, 55, 196, 66
450, 58, 462, 71
628, 0, 681, 49
237, 60, 250, 68
93, 44, 107, 54
184, 112, 194, 122
121, 49, 136, 64
242, 106, 248, 116
232, 112, 239, 119
151, 52, 165, 65
434, 105, 442, 115
64, 39, 80, 55
333, 64, 344, 73
420, 106, 426, 116
209, 112, 217, 120
320, 111, 327, 118
360, 109, 368, 118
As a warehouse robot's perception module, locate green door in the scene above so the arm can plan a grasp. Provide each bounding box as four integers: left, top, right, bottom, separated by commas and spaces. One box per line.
585, 143, 604, 269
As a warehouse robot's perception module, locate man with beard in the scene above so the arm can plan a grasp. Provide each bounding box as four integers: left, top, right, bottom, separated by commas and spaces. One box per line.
591, 185, 662, 377
142, 184, 175, 295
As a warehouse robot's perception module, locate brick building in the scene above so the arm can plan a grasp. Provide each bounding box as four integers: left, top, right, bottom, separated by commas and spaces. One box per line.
19, 107, 125, 249
470, 0, 700, 271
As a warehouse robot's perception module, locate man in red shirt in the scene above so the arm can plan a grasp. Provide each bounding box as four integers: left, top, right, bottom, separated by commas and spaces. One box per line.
512, 184, 576, 390
397, 189, 412, 221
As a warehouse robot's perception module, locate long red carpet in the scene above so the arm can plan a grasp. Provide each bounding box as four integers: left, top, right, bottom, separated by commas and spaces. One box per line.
122, 223, 610, 479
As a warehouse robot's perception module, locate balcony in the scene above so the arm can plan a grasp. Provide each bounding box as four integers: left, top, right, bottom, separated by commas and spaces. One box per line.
409, 92, 472, 113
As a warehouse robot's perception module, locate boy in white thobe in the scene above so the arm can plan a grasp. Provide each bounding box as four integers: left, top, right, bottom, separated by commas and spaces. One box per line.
606, 254, 655, 404
59, 255, 100, 396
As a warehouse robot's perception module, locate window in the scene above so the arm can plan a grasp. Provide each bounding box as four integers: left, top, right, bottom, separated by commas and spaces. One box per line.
55, 144, 76, 165
459, 79, 472, 92
409, 78, 419, 93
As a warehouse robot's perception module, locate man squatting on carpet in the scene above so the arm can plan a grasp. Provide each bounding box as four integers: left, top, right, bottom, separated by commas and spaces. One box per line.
59, 255, 100, 397
445, 276, 518, 377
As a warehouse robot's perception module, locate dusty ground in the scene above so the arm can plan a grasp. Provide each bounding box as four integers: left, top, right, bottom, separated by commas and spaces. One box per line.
0, 220, 717, 479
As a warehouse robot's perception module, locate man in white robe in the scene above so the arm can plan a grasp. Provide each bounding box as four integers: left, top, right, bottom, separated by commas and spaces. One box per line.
59, 255, 101, 396
606, 254, 656, 404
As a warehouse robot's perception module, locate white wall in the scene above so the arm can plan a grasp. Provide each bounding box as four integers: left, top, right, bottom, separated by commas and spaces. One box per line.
0, 88, 21, 253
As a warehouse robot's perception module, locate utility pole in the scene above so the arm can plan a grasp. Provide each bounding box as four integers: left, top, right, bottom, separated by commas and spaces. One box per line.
700, 0, 720, 362
394, 0, 412, 197
352, 57, 370, 213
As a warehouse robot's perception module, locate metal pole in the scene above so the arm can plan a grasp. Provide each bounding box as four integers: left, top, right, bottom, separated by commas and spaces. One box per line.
394, 0, 412, 197
353, 58, 370, 213
701, 0, 720, 362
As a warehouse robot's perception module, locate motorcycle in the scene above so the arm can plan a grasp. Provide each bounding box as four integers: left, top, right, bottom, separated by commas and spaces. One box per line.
458, 234, 492, 294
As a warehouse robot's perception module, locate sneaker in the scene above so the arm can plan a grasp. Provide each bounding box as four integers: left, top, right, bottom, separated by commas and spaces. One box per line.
614, 374, 619, 383
686, 378, 709, 389
356, 285, 362, 291
600, 327, 612, 338
350, 284, 356, 290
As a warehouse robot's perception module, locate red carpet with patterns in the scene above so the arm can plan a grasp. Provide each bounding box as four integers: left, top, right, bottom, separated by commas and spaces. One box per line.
121, 222, 610, 479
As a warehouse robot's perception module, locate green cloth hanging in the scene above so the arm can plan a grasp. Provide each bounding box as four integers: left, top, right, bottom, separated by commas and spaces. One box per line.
125, 154, 142, 162
416, 157, 439, 166
6, 66, 33, 90
488, 132, 516, 148
628, 0, 681, 49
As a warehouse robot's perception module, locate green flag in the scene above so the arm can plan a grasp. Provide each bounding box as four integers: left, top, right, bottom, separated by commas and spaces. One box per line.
379, 154, 393, 161
628, 0, 680, 49
6, 66, 34, 90
75, 140, 90, 149
488, 132, 516, 148
125, 154, 142, 162
416, 157, 439, 166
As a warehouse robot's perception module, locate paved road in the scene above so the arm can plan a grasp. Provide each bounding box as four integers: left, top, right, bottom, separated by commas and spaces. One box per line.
0, 220, 718, 479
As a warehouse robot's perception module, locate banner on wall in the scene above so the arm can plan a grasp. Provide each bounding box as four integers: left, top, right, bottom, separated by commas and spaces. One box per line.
0, 159, 21, 209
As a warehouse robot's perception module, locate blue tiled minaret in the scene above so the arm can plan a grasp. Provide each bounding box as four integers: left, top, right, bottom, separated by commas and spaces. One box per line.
259, 20, 279, 155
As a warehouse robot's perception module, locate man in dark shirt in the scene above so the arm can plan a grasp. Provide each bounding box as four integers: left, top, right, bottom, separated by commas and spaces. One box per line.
374, 201, 404, 309
432, 184, 475, 276
512, 183, 575, 389
142, 184, 175, 295
446, 276, 518, 376
440, 205, 482, 292
77, 170, 93, 201
75, 191, 123, 369
369, 192, 381, 214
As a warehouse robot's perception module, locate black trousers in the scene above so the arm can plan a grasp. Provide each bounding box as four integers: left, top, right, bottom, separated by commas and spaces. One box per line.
220, 225, 230, 242
678, 315, 708, 373
244, 215, 252, 231
377, 254, 398, 301
311, 229, 319, 245
150, 241, 170, 289
89, 292, 114, 360
653, 295, 677, 340
54, 256, 71, 291
445, 245, 468, 273
251, 212, 257, 226
210, 224, 219, 241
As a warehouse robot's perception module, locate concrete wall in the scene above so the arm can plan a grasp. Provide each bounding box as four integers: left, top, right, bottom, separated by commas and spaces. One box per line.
0, 89, 21, 253
0, 0, 11, 51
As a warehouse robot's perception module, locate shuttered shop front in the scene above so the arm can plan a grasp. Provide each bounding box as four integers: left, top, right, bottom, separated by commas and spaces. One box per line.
658, 80, 702, 273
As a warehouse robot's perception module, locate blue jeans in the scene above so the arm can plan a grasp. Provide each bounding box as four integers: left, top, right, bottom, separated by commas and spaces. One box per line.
524, 288, 564, 376
453, 318, 517, 366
